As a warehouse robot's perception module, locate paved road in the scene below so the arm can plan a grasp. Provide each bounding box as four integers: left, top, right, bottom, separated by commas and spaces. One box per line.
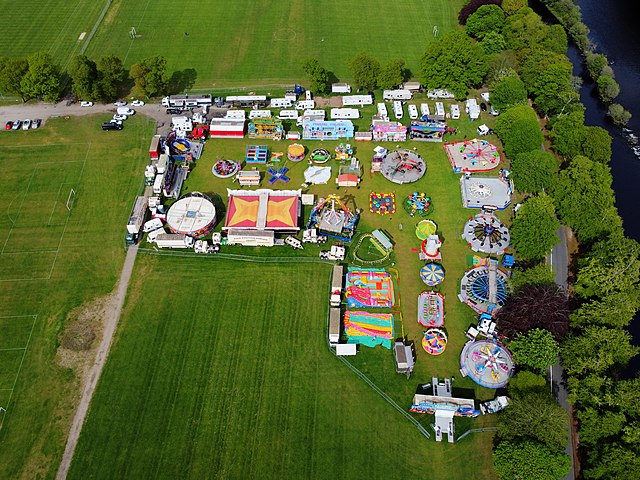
549, 226, 576, 480
56, 243, 139, 479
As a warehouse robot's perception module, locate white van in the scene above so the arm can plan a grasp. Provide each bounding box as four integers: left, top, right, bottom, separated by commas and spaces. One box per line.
408, 104, 419, 120
393, 101, 403, 119
383, 89, 412, 101
249, 109, 272, 119
270, 98, 293, 109
330, 108, 360, 119
296, 100, 315, 110
278, 110, 299, 120
420, 103, 430, 117
377, 103, 388, 119
117, 107, 135, 116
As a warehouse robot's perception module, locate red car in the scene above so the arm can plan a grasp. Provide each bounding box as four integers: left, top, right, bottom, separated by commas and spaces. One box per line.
4, 121, 12, 130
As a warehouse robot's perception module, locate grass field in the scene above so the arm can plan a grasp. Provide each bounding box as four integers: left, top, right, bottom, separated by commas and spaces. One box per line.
2, 0, 463, 89
0, 115, 155, 478
68, 256, 495, 479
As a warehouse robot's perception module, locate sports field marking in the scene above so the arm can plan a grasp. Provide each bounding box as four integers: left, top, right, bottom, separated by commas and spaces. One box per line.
122, 0, 153, 65
0, 315, 37, 431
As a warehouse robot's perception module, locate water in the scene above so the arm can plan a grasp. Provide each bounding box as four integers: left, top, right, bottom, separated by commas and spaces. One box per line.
533, 0, 640, 373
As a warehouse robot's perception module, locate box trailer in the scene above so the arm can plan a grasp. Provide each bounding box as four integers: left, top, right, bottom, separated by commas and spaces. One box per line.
331, 83, 352, 94
402, 81, 422, 92
329, 308, 341, 344
330, 108, 360, 119
161, 94, 212, 108
226, 95, 267, 108
156, 154, 170, 174
330, 264, 343, 307
148, 135, 162, 159
127, 196, 147, 234
342, 95, 373, 107
383, 89, 412, 101
154, 233, 194, 249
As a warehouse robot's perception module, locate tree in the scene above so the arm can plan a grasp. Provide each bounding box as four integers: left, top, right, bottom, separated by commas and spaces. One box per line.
494, 104, 538, 139
301, 58, 330, 94
550, 110, 586, 158
571, 292, 640, 329
607, 103, 632, 127
20, 52, 61, 102
377, 58, 407, 90
511, 150, 558, 193
520, 49, 577, 115
511, 194, 561, 261
582, 126, 612, 164
552, 155, 621, 243
493, 440, 571, 480
497, 389, 569, 450
574, 233, 640, 298
0, 56, 29, 101
503, 7, 548, 51
542, 24, 568, 54
96, 55, 126, 101
510, 264, 556, 291
577, 407, 626, 446
130, 55, 167, 98
508, 371, 548, 395
585, 52, 608, 80
584, 443, 640, 480
458, 0, 501, 24
561, 327, 637, 377
420, 31, 488, 98
509, 328, 559, 374
597, 74, 620, 103
495, 284, 570, 339
68, 55, 98, 101
502, 0, 527, 15
503, 116, 544, 158
348, 52, 380, 91
480, 31, 506, 55
465, 5, 506, 39
486, 50, 519, 85
490, 75, 527, 111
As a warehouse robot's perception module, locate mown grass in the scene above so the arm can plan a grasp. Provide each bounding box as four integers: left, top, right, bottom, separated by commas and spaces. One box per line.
0, 115, 155, 478
84, 0, 465, 88
69, 256, 496, 479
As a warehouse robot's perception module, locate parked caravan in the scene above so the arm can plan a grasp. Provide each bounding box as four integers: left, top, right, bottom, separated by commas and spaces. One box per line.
270, 98, 294, 109
278, 109, 299, 120
226, 95, 267, 108
296, 110, 325, 126
377, 103, 389, 119
383, 89, 412, 101
408, 104, 419, 120
249, 109, 272, 119
420, 103, 430, 117
393, 101, 403, 119
225, 109, 246, 120
331, 83, 351, 93
295, 100, 316, 110
330, 108, 360, 119
450, 104, 460, 119
435, 102, 446, 118
342, 95, 373, 107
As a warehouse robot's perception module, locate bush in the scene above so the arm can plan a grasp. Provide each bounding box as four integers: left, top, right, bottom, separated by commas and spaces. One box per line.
607, 103, 632, 127
585, 52, 607, 80
597, 74, 620, 103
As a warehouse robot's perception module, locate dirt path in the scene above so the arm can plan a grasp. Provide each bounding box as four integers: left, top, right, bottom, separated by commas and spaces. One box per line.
56, 243, 139, 480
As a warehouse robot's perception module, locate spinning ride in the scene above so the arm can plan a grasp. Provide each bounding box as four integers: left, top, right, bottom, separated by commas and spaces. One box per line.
459, 262, 509, 314
381, 150, 426, 184
310, 148, 331, 164
420, 263, 445, 286
422, 328, 447, 355
415, 220, 437, 240
462, 212, 510, 255
211, 160, 240, 179
460, 339, 514, 388
287, 143, 305, 162
307, 194, 359, 242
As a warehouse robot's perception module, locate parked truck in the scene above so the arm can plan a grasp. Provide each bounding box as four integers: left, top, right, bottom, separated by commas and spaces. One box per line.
154, 233, 194, 249
330, 264, 344, 307
125, 196, 147, 245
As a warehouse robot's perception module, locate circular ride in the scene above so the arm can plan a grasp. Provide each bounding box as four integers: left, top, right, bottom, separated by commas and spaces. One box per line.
444, 139, 501, 172
170, 138, 190, 154
459, 265, 509, 314
420, 263, 445, 286
462, 211, 510, 255
380, 150, 426, 184
310, 148, 331, 164
415, 220, 437, 240
211, 159, 240, 179
369, 192, 396, 215
422, 328, 447, 355
460, 339, 514, 388
287, 143, 305, 162
404, 192, 432, 217
166, 192, 216, 239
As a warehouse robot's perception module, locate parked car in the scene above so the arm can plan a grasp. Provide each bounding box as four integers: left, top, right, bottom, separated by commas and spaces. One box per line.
131, 100, 145, 107
117, 107, 135, 116
80, 101, 94, 107
12, 120, 21, 130
101, 121, 123, 131
480, 102, 487, 112
31, 119, 41, 129
114, 100, 127, 107
113, 114, 128, 121
22, 119, 31, 130
5, 121, 12, 130
166, 108, 182, 115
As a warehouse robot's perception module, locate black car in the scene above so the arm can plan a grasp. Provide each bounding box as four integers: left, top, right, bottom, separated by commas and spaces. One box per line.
480, 102, 487, 112
166, 108, 183, 114
102, 121, 123, 131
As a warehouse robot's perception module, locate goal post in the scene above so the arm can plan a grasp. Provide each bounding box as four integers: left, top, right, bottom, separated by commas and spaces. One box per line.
66, 188, 76, 211
130, 27, 137, 39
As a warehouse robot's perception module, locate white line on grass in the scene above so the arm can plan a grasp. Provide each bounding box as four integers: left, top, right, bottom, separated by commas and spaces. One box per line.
1, 168, 36, 255
0, 315, 37, 431
122, 0, 153, 64
0, 347, 27, 352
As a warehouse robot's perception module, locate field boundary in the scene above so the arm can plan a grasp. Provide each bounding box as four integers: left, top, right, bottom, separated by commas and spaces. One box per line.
139, 248, 329, 264
0, 315, 38, 431
79, 0, 112, 57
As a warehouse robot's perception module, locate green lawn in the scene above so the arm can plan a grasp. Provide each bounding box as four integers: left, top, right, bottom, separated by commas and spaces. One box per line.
69, 256, 495, 479
82, 0, 464, 88
0, 115, 155, 478
0, 0, 105, 69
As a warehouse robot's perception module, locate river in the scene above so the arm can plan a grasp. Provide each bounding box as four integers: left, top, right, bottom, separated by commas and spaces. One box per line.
532, 0, 640, 373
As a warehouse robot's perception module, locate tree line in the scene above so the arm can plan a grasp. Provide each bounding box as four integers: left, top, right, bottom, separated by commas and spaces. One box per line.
0, 53, 196, 103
